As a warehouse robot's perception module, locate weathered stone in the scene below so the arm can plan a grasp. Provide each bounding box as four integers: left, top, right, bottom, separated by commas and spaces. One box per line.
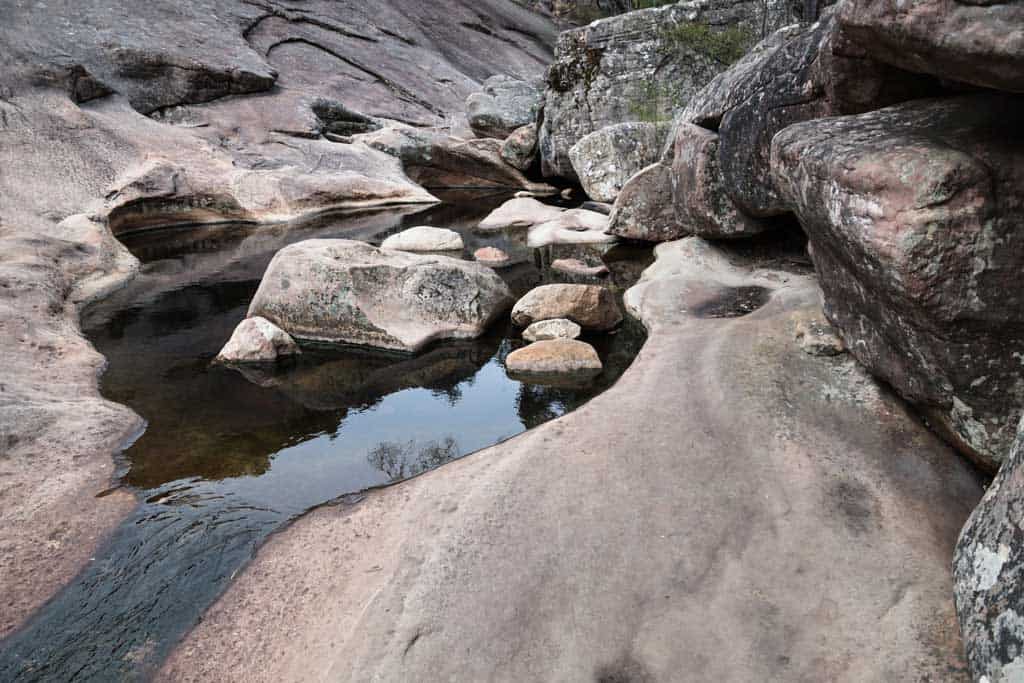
838, 0, 1024, 94
216, 317, 301, 364
522, 318, 582, 342
955, 417, 1024, 683
670, 123, 768, 239
249, 239, 514, 353
381, 226, 464, 253
511, 283, 622, 331
467, 75, 543, 139
679, 8, 939, 217
607, 163, 678, 242
568, 122, 666, 203
476, 197, 565, 232
501, 124, 539, 172
357, 126, 555, 192
527, 209, 615, 248
772, 93, 1024, 468
551, 258, 610, 280
794, 315, 845, 357
506, 339, 602, 381
473, 247, 512, 268
539, 0, 795, 180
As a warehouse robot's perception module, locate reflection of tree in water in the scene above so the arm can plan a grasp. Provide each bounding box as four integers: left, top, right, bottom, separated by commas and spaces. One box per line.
367, 436, 461, 482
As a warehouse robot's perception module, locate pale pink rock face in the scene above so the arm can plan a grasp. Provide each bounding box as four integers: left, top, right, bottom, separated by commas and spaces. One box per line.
506, 338, 602, 378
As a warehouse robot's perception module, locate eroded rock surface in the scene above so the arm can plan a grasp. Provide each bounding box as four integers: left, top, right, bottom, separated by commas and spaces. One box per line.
248, 239, 514, 353
773, 93, 1024, 469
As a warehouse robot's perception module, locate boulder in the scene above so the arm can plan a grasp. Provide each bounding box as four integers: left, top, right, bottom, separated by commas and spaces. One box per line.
357, 126, 555, 192
838, 0, 1024, 94
466, 75, 544, 139
678, 8, 939, 218
955, 417, 1024, 683
216, 317, 301, 364
522, 318, 582, 342
248, 239, 515, 353
501, 124, 539, 172
527, 210, 615, 248
477, 197, 565, 232
568, 122, 666, 203
474, 247, 512, 268
511, 284, 622, 331
772, 93, 1024, 468
539, 0, 795, 180
381, 226, 464, 253
505, 339, 603, 380
669, 123, 768, 239
607, 163, 678, 242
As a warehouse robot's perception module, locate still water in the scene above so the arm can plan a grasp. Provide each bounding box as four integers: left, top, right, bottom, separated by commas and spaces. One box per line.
0, 193, 649, 680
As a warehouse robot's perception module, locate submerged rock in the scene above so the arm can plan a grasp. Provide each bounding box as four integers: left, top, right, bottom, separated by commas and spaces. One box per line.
501, 124, 540, 172
248, 239, 514, 353
522, 318, 582, 342
551, 258, 609, 280
381, 226, 464, 253
773, 93, 1024, 468
467, 76, 544, 139
512, 284, 622, 331
473, 247, 512, 268
568, 122, 665, 203
506, 339, 602, 381
216, 317, 300, 364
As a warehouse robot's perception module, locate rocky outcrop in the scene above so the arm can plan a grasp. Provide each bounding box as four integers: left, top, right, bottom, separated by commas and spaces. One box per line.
381, 227, 464, 253
538, 0, 795, 180
248, 240, 514, 353
772, 94, 1024, 469
838, 0, 1024, 95
522, 318, 582, 342
569, 122, 666, 203
512, 284, 622, 331
501, 124, 540, 171
955, 418, 1024, 683
467, 75, 543, 139
506, 339, 603, 382
216, 317, 301, 364
357, 127, 555, 192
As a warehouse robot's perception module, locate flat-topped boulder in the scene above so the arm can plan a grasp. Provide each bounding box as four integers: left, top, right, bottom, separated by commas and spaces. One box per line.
248, 239, 514, 353
216, 317, 301, 364
506, 339, 603, 382
511, 284, 622, 331
381, 226, 464, 253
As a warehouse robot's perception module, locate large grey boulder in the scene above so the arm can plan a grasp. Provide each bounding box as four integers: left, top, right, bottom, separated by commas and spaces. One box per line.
538, 0, 795, 180
467, 75, 544, 139
248, 239, 515, 353
568, 122, 666, 203
511, 284, 622, 331
607, 163, 678, 242
838, 0, 1024, 95
955, 417, 1024, 683
772, 93, 1024, 469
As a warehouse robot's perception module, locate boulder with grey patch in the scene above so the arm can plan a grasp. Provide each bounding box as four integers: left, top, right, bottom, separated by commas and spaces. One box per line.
569, 122, 666, 203
248, 239, 514, 353
466, 75, 544, 139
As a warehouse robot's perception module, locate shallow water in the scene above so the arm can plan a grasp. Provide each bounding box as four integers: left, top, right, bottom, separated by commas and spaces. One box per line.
0, 192, 649, 681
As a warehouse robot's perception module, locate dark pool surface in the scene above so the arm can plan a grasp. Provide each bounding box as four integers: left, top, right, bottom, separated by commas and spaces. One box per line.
0, 192, 649, 681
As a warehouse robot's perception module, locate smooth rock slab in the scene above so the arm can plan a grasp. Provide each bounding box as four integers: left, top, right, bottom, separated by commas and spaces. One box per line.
381, 226, 463, 253
216, 317, 301, 363
248, 239, 514, 353
522, 318, 582, 342
506, 339, 602, 380
476, 197, 564, 232
527, 210, 614, 248
511, 284, 622, 331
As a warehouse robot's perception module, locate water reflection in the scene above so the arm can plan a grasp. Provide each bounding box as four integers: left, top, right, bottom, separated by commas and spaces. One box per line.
0, 193, 648, 681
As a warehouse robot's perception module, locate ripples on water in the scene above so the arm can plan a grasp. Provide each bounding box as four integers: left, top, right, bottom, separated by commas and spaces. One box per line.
0, 193, 650, 681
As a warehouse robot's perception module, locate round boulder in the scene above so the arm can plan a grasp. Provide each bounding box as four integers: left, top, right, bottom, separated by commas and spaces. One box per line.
511, 284, 622, 331
381, 226, 464, 253
216, 317, 301, 364
506, 339, 602, 381
522, 318, 582, 342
